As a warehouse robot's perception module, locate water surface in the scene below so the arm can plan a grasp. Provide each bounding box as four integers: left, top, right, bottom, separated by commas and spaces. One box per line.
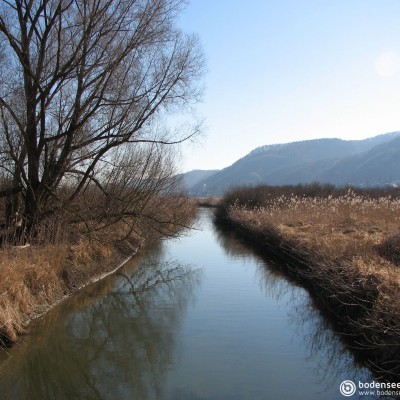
0, 208, 384, 399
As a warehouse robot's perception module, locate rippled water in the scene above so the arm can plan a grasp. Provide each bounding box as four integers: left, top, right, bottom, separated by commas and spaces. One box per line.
0, 208, 386, 399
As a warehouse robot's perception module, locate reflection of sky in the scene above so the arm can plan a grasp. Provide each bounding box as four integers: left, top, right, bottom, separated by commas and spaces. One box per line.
0, 208, 387, 400
164, 209, 378, 400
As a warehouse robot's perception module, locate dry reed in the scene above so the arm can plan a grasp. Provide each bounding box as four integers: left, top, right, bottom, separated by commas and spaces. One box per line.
216, 185, 400, 381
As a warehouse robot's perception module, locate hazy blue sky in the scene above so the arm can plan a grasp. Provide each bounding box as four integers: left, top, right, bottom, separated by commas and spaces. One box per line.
178, 0, 400, 172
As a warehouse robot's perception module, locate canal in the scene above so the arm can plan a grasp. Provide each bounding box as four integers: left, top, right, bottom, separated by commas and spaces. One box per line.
0, 208, 383, 399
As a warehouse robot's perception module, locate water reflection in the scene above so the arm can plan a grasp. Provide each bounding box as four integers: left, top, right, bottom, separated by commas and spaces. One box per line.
0, 242, 201, 400
213, 222, 382, 399
0, 209, 394, 400
213, 224, 301, 301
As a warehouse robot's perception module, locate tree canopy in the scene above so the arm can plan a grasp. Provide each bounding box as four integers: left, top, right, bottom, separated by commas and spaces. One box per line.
0, 0, 204, 238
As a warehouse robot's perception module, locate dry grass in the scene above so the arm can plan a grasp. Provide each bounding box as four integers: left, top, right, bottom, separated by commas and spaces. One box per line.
193, 197, 221, 208
217, 185, 400, 380
229, 190, 400, 262
0, 242, 69, 342
0, 237, 127, 344
0, 195, 197, 345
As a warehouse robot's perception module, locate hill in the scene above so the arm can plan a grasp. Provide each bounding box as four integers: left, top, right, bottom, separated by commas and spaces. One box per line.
184, 132, 400, 196
178, 169, 219, 189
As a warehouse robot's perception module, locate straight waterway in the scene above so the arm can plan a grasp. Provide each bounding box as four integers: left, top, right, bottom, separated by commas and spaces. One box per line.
0, 208, 388, 399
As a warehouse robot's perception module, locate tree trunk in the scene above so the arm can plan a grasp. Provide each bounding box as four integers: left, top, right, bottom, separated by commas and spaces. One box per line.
24, 188, 41, 239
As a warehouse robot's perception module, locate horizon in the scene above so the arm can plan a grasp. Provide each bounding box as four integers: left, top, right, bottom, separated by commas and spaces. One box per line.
178, 1, 400, 173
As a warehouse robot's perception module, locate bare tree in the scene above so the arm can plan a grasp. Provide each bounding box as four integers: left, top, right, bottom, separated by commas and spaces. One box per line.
0, 0, 203, 238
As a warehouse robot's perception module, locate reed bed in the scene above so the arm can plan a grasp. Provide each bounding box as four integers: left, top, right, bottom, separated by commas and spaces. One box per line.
216, 185, 400, 381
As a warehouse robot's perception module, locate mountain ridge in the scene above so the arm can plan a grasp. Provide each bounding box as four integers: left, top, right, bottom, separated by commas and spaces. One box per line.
182, 132, 400, 196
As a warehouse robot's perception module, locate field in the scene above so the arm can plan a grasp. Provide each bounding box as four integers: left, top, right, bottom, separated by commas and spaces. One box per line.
216, 184, 400, 381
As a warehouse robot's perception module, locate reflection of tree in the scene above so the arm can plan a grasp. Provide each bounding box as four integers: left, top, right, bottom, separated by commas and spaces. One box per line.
213, 226, 256, 259
214, 222, 305, 302
0, 241, 200, 400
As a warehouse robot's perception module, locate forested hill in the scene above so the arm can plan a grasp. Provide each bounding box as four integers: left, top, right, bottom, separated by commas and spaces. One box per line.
184, 131, 400, 196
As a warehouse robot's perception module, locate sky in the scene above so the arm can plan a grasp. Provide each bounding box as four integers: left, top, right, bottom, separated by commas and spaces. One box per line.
177, 0, 400, 172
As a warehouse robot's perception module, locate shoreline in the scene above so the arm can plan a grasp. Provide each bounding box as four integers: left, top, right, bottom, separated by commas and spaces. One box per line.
26, 244, 142, 328
0, 238, 142, 347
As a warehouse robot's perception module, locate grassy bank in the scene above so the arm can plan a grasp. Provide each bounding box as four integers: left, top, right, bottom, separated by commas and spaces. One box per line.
0, 195, 196, 346
215, 184, 400, 381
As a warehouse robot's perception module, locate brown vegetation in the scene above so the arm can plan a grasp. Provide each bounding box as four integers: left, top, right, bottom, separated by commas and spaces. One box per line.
0, 194, 196, 346
193, 197, 221, 208
216, 184, 400, 381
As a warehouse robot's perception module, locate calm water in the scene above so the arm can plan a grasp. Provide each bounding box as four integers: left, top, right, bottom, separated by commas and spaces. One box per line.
0, 208, 386, 399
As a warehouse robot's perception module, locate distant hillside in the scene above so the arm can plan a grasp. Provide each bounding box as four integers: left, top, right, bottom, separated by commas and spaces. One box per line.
186, 132, 400, 196
318, 136, 400, 186
178, 169, 219, 190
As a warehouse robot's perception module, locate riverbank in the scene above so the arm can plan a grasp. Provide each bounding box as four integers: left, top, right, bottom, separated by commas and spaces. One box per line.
0, 236, 139, 345
215, 185, 400, 381
0, 197, 196, 346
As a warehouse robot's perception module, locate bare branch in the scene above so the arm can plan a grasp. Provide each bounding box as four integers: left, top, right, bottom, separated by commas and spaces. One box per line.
0, 0, 204, 237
